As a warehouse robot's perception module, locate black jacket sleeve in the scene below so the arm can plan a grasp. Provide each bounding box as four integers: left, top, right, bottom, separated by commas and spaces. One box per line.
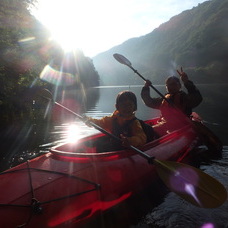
141, 86, 163, 109
184, 80, 203, 108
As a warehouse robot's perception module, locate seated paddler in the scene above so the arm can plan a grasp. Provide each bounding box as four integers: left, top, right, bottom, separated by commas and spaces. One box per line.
84, 91, 147, 151
141, 67, 203, 137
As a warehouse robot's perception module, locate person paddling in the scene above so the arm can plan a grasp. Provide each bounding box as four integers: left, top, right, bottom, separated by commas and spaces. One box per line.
85, 91, 147, 151
141, 67, 203, 137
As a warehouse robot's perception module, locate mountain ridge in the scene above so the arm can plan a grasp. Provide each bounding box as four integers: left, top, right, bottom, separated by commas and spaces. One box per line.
92, 0, 228, 86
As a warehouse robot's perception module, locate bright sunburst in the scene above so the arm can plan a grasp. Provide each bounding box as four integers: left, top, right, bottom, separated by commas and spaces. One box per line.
65, 124, 81, 143
33, 0, 90, 51
32, 0, 119, 56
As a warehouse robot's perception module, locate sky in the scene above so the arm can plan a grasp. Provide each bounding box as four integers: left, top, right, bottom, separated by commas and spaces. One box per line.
32, 0, 207, 57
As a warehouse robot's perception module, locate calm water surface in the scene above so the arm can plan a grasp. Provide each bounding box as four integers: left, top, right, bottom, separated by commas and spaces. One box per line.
3, 84, 228, 228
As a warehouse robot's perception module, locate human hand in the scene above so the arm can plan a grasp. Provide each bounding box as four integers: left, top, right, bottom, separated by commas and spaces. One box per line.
144, 80, 152, 88
82, 115, 91, 126
177, 67, 188, 83
120, 134, 130, 147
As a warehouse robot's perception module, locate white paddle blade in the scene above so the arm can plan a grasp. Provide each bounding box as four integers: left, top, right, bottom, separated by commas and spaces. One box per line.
113, 53, 132, 66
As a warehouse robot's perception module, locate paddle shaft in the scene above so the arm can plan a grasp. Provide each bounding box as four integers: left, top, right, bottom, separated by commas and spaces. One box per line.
113, 53, 172, 105
127, 65, 172, 105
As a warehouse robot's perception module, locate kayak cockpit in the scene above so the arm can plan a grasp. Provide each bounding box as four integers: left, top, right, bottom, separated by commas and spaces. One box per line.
50, 122, 198, 163
50, 133, 135, 163
50, 118, 158, 158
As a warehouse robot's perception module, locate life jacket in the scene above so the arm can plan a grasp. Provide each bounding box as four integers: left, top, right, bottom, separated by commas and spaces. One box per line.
113, 117, 155, 143
137, 119, 156, 142
112, 118, 135, 138
161, 91, 192, 118
158, 92, 192, 132
95, 118, 135, 152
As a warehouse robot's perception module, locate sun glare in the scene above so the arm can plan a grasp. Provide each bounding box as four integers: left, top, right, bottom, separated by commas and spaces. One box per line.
32, 0, 118, 55
65, 124, 81, 143
33, 0, 87, 51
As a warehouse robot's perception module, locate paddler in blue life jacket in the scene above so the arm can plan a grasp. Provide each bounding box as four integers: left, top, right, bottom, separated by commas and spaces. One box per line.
141, 67, 203, 137
86, 91, 147, 150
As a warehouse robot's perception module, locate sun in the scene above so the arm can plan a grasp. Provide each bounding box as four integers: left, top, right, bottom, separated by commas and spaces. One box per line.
31, 0, 147, 57
32, 0, 109, 55
32, 0, 86, 51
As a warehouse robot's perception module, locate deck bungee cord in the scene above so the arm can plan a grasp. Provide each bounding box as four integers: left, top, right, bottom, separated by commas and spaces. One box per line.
0, 160, 100, 227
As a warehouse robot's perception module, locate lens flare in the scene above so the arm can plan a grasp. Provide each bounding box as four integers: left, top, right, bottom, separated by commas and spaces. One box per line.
40, 65, 77, 86
51, 99, 82, 123
170, 167, 201, 206
185, 183, 201, 206
201, 223, 215, 228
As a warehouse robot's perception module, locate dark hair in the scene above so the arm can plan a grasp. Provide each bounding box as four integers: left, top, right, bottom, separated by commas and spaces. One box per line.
116, 91, 137, 110
165, 76, 181, 85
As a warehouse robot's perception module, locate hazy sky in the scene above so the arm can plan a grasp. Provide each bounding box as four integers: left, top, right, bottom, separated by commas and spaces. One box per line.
33, 0, 207, 57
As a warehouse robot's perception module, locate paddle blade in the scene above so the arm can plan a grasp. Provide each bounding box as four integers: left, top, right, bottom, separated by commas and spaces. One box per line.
113, 53, 132, 67
38, 88, 53, 101
154, 159, 227, 208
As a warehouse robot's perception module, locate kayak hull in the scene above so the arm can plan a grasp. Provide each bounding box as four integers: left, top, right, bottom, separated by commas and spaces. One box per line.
0, 121, 200, 227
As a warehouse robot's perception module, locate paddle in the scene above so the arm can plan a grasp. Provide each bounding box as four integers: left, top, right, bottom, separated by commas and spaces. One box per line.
113, 53, 172, 105
41, 89, 227, 208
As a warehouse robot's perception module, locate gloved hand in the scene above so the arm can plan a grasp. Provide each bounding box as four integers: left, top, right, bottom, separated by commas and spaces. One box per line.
120, 134, 131, 148
144, 79, 152, 88
177, 67, 189, 83
82, 115, 91, 126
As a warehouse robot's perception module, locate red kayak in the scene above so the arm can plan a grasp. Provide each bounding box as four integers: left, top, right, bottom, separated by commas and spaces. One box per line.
0, 119, 209, 227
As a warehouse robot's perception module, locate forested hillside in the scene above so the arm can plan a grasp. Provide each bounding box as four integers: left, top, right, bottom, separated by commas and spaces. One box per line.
93, 0, 228, 85
0, 0, 100, 126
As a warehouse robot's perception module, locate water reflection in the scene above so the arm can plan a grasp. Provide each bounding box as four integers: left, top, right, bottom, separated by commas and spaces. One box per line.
55, 122, 98, 144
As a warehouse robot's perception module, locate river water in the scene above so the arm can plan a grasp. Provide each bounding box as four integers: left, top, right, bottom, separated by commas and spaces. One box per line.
1, 84, 228, 227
